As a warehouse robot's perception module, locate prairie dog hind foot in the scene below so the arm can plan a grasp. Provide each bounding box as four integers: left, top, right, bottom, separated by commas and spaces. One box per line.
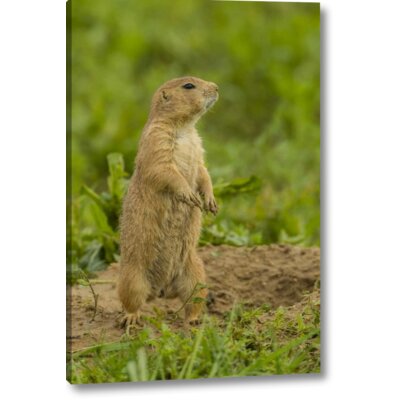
118, 312, 143, 334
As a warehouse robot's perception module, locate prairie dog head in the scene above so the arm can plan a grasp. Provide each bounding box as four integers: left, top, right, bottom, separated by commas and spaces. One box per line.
150, 76, 219, 125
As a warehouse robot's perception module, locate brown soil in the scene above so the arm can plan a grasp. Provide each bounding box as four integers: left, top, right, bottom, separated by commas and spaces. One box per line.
67, 244, 320, 352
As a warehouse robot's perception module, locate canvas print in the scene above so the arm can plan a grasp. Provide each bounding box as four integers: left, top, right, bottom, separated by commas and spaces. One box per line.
67, 0, 320, 384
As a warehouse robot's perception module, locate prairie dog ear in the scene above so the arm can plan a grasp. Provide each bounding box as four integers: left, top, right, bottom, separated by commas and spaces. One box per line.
161, 90, 170, 101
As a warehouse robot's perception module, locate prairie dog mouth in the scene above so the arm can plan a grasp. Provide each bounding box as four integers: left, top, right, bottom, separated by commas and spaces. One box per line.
205, 95, 218, 109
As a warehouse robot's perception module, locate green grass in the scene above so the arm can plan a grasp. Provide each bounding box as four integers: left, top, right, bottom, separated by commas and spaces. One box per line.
67, 292, 320, 383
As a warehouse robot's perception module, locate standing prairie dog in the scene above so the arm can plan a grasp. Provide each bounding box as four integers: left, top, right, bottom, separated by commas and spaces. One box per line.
118, 76, 219, 327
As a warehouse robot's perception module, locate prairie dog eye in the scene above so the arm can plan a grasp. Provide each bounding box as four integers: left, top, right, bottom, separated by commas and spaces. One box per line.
182, 83, 196, 89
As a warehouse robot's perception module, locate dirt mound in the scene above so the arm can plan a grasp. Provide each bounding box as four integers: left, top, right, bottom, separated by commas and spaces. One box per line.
67, 244, 320, 352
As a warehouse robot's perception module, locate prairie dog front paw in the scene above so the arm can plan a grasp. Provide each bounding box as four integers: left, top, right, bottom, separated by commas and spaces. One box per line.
176, 188, 202, 210
202, 192, 218, 215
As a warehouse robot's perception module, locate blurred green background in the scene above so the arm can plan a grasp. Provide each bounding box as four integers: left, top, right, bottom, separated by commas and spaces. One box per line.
68, 0, 320, 273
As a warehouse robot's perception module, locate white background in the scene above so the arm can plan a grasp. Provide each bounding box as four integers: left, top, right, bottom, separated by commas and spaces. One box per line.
0, 0, 399, 398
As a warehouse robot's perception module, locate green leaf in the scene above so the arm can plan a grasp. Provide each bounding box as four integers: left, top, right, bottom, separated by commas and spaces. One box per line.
126, 360, 139, 382
83, 201, 114, 234
214, 175, 262, 197
81, 185, 108, 212
107, 153, 129, 200
127, 348, 148, 381
192, 297, 206, 304
137, 347, 148, 381
78, 241, 106, 271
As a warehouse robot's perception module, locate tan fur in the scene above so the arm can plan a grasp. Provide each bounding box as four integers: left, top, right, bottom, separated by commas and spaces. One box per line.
118, 76, 219, 327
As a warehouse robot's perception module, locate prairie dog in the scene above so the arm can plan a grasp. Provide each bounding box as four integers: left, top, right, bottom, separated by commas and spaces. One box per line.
118, 76, 219, 327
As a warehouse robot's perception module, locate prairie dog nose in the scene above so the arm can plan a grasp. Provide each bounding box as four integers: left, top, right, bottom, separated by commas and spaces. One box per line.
210, 82, 219, 92
205, 82, 219, 97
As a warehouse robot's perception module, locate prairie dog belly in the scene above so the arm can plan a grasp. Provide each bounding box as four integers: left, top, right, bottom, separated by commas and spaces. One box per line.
147, 129, 203, 289
174, 129, 204, 188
